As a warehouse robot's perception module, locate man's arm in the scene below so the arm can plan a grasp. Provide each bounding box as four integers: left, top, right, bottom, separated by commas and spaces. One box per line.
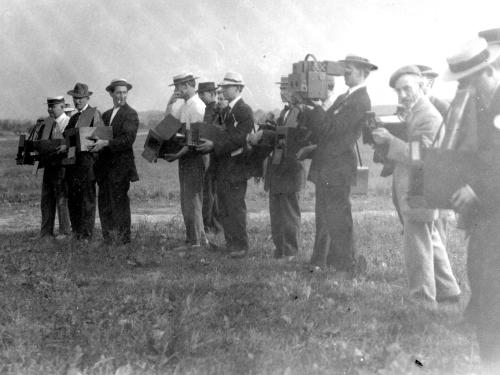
107, 110, 139, 153
213, 105, 254, 156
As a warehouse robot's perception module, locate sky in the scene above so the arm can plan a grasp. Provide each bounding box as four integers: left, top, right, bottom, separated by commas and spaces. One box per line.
1, 0, 500, 119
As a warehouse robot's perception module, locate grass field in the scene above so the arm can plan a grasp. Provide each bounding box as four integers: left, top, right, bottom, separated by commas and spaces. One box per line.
0, 135, 479, 374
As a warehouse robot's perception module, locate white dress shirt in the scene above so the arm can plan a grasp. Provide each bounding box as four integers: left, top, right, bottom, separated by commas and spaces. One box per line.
52, 113, 70, 139
175, 95, 205, 127
110, 106, 120, 124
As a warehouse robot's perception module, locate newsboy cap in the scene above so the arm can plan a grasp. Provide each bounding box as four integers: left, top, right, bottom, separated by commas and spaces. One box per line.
389, 65, 422, 88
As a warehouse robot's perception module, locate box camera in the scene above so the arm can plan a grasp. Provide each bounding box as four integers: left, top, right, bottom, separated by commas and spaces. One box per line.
362, 105, 407, 145
64, 126, 113, 164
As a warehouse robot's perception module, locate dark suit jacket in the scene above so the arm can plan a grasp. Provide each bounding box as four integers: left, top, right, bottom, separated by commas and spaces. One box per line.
308, 87, 371, 186
95, 103, 139, 183
213, 98, 254, 183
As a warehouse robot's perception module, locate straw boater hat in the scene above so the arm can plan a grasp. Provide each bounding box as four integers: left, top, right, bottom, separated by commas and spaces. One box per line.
338, 54, 378, 71
106, 78, 132, 92
67, 82, 93, 98
442, 37, 500, 81
218, 72, 245, 86
479, 28, 500, 45
46, 96, 65, 106
169, 73, 199, 86
389, 65, 422, 88
197, 82, 217, 93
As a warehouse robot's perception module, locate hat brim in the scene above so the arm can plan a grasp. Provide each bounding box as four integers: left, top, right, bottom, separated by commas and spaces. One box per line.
168, 76, 200, 86
67, 90, 93, 98
218, 81, 245, 87
339, 59, 378, 71
106, 82, 132, 92
442, 45, 500, 81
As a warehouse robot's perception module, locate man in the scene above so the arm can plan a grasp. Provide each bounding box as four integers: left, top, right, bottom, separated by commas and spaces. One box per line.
305, 55, 376, 279
372, 65, 461, 305
60, 82, 103, 241
443, 36, 500, 370
90, 78, 139, 245
215, 87, 229, 125
416, 65, 450, 118
39, 96, 71, 239
196, 72, 254, 258
250, 77, 306, 261
197, 81, 223, 235
165, 73, 207, 250
64, 103, 76, 117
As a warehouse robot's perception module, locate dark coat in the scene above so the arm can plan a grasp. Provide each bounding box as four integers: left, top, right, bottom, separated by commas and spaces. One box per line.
264, 105, 306, 193
213, 98, 255, 183
203, 101, 219, 125
95, 103, 139, 183
308, 87, 371, 186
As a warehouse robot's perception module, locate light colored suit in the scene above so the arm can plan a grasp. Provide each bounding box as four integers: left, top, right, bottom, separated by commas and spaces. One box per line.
387, 96, 460, 302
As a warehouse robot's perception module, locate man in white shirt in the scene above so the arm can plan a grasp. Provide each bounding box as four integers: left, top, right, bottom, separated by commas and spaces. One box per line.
40, 96, 71, 238
165, 73, 207, 250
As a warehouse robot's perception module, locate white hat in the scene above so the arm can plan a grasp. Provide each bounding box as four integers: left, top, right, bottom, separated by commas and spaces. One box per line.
442, 37, 500, 81
218, 72, 245, 86
169, 72, 199, 86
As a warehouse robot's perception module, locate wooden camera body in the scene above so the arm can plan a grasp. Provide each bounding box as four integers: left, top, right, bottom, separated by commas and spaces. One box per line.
64, 126, 113, 164
271, 126, 308, 165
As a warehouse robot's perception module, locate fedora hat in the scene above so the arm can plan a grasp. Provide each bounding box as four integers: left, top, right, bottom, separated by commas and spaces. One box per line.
46, 96, 65, 106
389, 65, 422, 88
169, 73, 199, 86
479, 28, 500, 45
106, 78, 132, 92
442, 37, 500, 81
67, 82, 93, 98
416, 65, 439, 78
197, 81, 217, 93
338, 54, 378, 71
218, 71, 245, 86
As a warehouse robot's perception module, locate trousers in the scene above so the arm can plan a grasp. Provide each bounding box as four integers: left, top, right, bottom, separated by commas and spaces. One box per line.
40, 165, 70, 236
217, 179, 248, 251
269, 192, 301, 257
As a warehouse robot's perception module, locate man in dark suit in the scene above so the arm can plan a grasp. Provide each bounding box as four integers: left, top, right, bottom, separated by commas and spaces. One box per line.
303, 55, 376, 278
196, 72, 254, 258
90, 79, 139, 245
60, 83, 103, 241
444, 36, 500, 371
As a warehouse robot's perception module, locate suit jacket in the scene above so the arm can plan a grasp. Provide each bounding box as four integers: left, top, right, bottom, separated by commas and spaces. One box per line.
264, 104, 306, 193
308, 86, 371, 186
387, 96, 442, 222
213, 98, 254, 183
95, 103, 139, 183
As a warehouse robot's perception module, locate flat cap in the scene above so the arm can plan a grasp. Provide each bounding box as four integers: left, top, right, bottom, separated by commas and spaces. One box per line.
389, 65, 422, 88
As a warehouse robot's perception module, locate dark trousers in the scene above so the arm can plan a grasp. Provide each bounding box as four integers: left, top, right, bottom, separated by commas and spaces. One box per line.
66, 162, 96, 240
217, 179, 248, 251
310, 184, 355, 271
269, 192, 301, 257
202, 163, 222, 234
466, 217, 500, 366
179, 155, 206, 245
97, 175, 131, 244
40, 166, 70, 237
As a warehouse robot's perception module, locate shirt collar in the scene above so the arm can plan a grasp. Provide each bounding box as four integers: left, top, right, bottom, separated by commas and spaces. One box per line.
79, 104, 89, 113
347, 83, 366, 96
229, 95, 242, 109
55, 113, 68, 124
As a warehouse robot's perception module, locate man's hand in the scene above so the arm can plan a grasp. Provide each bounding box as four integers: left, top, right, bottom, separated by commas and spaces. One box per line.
88, 139, 109, 152
162, 146, 189, 162
247, 130, 263, 146
372, 127, 393, 145
451, 185, 478, 212
296, 144, 317, 160
196, 138, 214, 153
56, 144, 67, 154
168, 91, 180, 105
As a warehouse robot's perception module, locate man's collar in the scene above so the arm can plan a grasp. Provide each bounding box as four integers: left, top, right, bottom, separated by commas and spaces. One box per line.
79, 104, 89, 113
229, 96, 242, 109
347, 83, 366, 96
55, 113, 68, 123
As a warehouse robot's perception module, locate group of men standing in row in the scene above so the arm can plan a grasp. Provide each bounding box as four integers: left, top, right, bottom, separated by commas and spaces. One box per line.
38, 79, 139, 250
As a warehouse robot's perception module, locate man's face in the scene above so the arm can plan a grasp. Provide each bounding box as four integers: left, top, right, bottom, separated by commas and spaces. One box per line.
110, 85, 128, 107
222, 85, 241, 101
344, 63, 365, 88
47, 103, 65, 119
73, 96, 89, 111
280, 87, 291, 103
394, 74, 422, 110
422, 76, 434, 96
175, 82, 191, 100
198, 90, 216, 105
217, 92, 228, 109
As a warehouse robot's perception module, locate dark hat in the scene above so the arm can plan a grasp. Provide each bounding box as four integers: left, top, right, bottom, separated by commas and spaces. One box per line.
197, 81, 217, 93
106, 78, 132, 92
479, 28, 500, 45
67, 82, 93, 98
169, 72, 199, 86
416, 65, 439, 78
443, 37, 500, 81
46, 96, 65, 106
338, 55, 378, 71
389, 65, 422, 88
